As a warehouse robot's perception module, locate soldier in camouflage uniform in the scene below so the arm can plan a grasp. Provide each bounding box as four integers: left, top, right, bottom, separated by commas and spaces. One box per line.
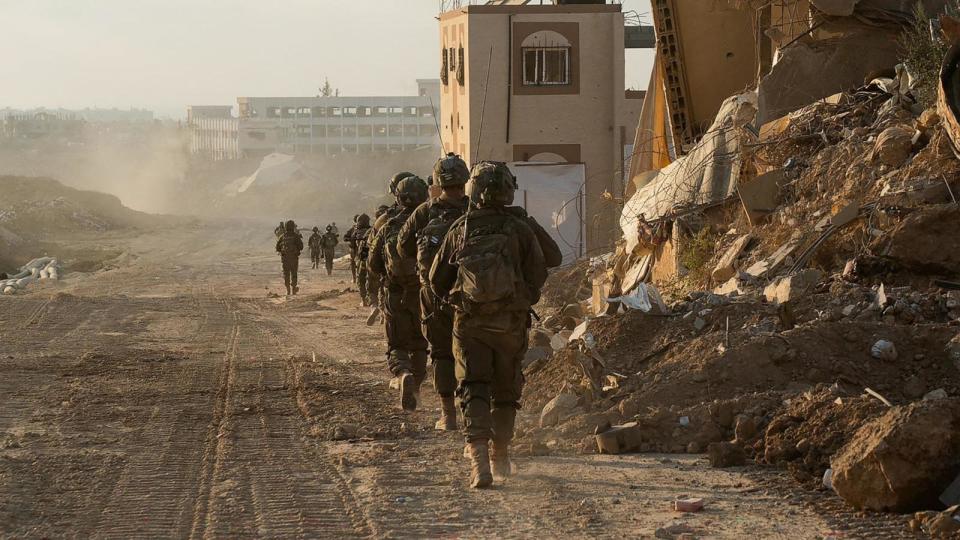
369, 176, 430, 412
398, 153, 471, 431
276, 220, 304, 296
366, 174, 414, 324
308, 227, 323, 269
352, 213, 373, 305
320, 225, 339, 276
430, 162, 548, 489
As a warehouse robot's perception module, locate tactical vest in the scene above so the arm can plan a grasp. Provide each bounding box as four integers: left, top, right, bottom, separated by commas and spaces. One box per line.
416, 201, 465, 281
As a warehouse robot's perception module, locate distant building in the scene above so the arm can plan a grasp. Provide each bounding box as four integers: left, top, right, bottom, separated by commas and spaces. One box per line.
75, 108, 154, 123
1, 111, 85, 139
189, 79, 442, 160
187, 106, 239, 161
439, 2, 642, 252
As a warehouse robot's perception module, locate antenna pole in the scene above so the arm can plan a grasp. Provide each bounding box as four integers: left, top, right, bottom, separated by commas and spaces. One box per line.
474, 45, 493, 166
428, 97, 445, 155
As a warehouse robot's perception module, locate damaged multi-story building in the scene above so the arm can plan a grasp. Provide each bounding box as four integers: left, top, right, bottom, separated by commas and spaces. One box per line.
188, 80, 442, 161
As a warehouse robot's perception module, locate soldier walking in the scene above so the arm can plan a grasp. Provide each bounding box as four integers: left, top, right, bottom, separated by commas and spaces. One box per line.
369, 176, 430, 412
276, 220, 304, 296
430, 162, 548, 489
308, 227, 322, 269
353, 213, 373, 305
320, 225, 339, 276
398, 153, 470, 431
345, 215, 360, 281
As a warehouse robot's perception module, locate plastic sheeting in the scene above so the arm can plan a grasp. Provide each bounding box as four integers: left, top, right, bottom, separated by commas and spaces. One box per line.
619, 92, 757, 253
509, 162, 585, 265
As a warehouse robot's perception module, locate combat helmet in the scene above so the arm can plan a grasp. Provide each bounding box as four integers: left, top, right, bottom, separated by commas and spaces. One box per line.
389, 171, 416, 195
467, 161, 517, 207
313, 226, 319, 233
326, 225, 333, 232
357, 213, 371, 227
285, 220, 297, 232
433, 153, 470, 188
375, 204, 390, 218
395, 175, 429, 209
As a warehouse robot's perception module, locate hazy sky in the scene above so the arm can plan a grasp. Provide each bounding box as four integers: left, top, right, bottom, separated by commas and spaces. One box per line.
1, 0, 654, 119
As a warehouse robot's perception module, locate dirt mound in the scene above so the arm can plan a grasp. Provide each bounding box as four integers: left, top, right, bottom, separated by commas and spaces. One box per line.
539, 259, 591, 313
0, 176, 159, 235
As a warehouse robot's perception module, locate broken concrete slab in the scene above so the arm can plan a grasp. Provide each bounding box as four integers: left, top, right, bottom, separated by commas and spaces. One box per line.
712, 234, 754, 283
831, 398, 960, 512
884, 204, 960, 275
596, 422, 644, 454
763, 269, 823, 305
673, 497, 705, 513
738, 170, 784, 226
745, 232, 804, 279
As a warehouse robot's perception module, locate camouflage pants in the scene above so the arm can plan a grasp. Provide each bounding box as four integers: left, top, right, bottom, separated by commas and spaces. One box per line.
281, 255, 299, 289
349, 250, 358, 281
452, 311, 527, 443
383, 281, 428, 384
357, 262, 369, 303
420, 287, 456, 398
366, 271, 383, 308
322, 249, 335, 275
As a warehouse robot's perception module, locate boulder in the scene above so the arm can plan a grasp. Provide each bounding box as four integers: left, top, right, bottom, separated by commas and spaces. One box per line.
763, 268, 823, 305
529, 328, 553, 348
540, 392, 579, 428
522, 347, 551, 370
595, 422, 644, 454
831, 399, 960, 512
873, 126, 914, 167
707, 441, 746, 468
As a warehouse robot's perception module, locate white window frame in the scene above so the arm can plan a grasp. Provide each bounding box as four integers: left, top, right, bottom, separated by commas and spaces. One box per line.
521, 46, 571, 86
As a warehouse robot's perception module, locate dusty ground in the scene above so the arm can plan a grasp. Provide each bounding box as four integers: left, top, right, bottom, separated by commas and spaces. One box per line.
0, 223, 895, 539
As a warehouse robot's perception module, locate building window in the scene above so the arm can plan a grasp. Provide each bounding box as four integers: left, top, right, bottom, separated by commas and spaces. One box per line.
441, 49, 449, 85
267, 107, 281, 118
522, 47, 570, 86
457, 46, 465, 85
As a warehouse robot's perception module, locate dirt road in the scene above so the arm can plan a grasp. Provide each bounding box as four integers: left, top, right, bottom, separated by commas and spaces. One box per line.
0, 224, 876, 538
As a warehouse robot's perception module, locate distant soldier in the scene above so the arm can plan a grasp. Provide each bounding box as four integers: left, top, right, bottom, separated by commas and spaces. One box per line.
330, 222, 339, 237
353, 213, 373, 305
345, 215, 360, 281
320, 225, 339, 276
274, 221, 285, 239
308, 227, 323, 269
398, 153, 470, 431
369, 176, 429, 411
276, 220, 304, 295
430, 162, 548, 489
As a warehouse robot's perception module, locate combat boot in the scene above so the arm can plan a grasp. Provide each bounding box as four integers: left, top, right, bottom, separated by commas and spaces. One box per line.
466, 440, 493, 489
293, 285, 299, 295
285, 285, 292, 296
490, 440, 514, 481
399, 371, 417, 412
435, 396, 458, 431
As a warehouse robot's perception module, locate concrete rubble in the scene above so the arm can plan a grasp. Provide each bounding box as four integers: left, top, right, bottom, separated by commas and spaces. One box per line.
517, 1, 960, 532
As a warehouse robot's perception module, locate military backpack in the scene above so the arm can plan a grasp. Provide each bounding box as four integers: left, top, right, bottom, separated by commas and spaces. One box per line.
279, 233, 301, 257
383, 215, 418, 284
454, 215, 522, 308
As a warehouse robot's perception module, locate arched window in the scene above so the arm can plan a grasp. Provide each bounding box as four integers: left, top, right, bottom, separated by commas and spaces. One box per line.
521, 31, 571, 86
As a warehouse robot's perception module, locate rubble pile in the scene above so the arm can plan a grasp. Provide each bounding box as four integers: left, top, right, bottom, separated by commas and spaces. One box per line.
522, 33, 960, 527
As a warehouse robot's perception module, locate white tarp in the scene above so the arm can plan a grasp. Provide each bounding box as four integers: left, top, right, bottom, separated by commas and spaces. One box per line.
508, 162, 585, 265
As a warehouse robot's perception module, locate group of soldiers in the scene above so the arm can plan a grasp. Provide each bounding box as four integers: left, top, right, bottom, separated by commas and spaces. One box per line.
274, 221, 340, 295
344, 153, 562, 489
